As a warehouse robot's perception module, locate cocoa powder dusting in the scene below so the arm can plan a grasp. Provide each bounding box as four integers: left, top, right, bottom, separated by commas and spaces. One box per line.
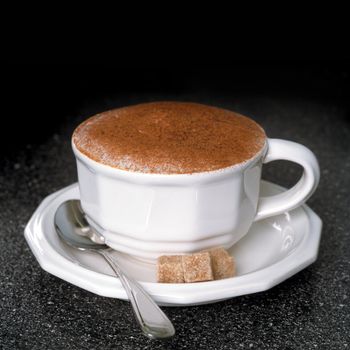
72, 102, 266, 174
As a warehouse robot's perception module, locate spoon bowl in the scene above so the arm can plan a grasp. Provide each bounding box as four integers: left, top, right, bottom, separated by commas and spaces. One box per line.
55, 200, 107, 250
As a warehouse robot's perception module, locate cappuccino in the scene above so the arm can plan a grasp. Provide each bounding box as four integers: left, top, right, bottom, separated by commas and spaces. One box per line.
73, 102, 266, 174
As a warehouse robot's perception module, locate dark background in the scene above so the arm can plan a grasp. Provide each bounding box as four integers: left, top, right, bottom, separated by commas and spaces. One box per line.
2, 62, 349, 155
1, 63, 349, 349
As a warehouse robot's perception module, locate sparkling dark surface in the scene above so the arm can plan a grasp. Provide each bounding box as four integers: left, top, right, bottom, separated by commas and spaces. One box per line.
0, 95, 349, 349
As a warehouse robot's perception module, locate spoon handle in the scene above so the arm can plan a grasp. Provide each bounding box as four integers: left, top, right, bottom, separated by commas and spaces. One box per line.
98, 250, 175, 339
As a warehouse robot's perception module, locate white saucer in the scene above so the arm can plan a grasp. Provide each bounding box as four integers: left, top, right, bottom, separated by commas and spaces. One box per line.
24, 181, 322, 306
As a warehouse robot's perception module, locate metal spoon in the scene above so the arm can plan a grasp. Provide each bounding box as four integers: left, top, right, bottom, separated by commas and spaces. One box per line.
54, 199, 175, 339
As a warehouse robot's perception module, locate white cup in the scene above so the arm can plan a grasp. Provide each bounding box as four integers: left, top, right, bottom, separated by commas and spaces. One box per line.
72, 138, 320, 260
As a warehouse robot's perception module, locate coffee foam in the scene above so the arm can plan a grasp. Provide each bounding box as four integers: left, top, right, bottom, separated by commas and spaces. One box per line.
73, 102, 266, 174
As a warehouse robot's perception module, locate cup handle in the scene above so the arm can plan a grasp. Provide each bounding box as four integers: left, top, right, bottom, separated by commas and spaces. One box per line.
254, 138, 320, 221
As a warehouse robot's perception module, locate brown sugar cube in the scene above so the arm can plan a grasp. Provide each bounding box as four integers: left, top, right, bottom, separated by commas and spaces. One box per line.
182, 252, 214, 283
157, 255, 184, 283
205, 247, 235, 280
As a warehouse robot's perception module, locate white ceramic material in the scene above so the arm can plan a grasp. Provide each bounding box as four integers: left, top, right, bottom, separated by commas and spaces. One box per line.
72, 139, 320, 259
24, 181, 322, 306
